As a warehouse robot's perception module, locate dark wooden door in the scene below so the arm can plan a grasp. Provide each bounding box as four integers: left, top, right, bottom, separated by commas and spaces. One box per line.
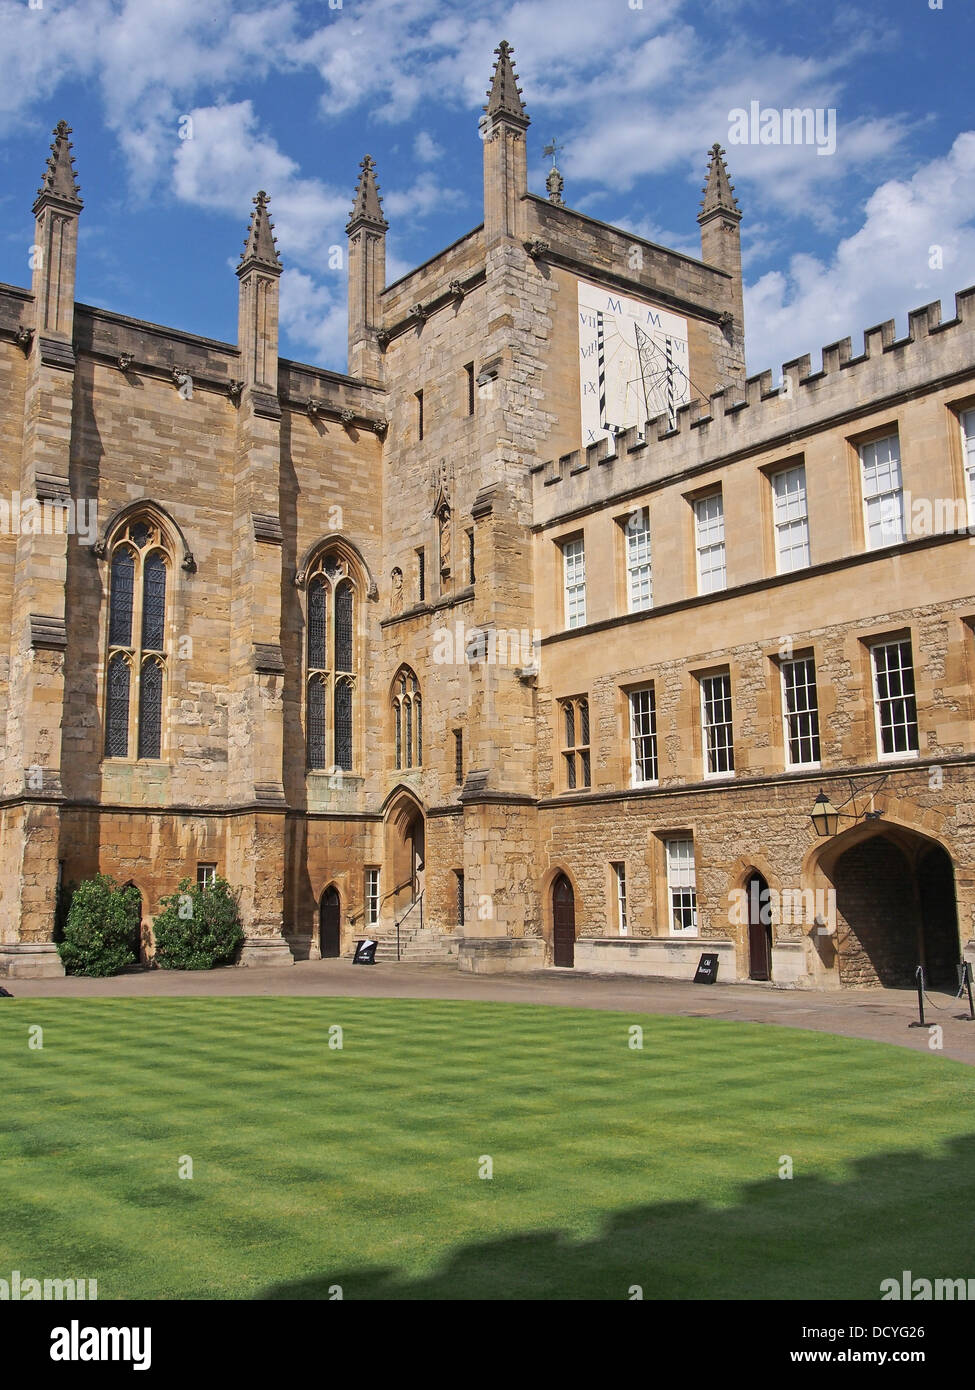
320, 887, 341, 959
553, 874, 575, 968
746, 873, 772, 981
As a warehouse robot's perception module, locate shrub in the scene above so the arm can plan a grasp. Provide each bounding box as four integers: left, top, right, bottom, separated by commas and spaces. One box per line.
153, 876, 244, 971
57, 875, 141, 977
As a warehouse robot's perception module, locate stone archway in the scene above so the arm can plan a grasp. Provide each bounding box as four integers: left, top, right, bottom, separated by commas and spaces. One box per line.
319, 885, 341, 959
123, 881, 148, 966
552, 874, 575, 968
825, 827, 960, 989
383, 789, 425, 923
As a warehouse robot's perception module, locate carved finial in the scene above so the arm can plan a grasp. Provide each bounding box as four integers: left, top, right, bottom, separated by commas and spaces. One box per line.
545, 165, 564, 206
238, 190, 283, 275
483, 40, 529, 127
34, 119, 83, 214
698, 143, 741, 223
347, 154, 388, 233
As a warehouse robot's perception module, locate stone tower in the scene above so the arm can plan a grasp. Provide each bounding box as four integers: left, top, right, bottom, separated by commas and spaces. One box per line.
697, 142, 745, 380
481, 39, 530, 246
231, 192, 292, 966
346, 155, 388, 386
0, 123, 85, 976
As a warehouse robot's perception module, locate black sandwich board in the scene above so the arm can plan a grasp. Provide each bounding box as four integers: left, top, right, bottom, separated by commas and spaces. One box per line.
353, 939, 378, 965
693, 953, 719, 984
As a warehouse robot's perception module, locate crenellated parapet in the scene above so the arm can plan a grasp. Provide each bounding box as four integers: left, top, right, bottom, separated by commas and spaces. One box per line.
532, 286, 975, 525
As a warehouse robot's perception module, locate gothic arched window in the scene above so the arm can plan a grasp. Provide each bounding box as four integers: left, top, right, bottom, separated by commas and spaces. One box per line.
104, 517, 172, 760
393, 667, 422, 771
304, 555, 358, 771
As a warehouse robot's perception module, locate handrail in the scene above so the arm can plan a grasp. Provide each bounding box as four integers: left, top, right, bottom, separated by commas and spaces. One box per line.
395, 890, 425, 962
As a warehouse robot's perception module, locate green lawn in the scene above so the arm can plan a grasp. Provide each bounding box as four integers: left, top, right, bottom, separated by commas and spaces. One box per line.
2, 997, 974, 1300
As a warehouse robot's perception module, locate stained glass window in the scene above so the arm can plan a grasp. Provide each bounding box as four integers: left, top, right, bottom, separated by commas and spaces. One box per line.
415, 696, 422, 766
405, 699, 413, 769
138, 659, 162, 759
335, 581, 353, 672
106, 521, 173, 762
335, 680, 353, 771
141, 551, 167, 651
307, 575, 327, 670
395, 698, 402, 768
105, 653, 130, 758
109, 549, 134, 647
306, 557, 360, 772
307, 678, 326, 770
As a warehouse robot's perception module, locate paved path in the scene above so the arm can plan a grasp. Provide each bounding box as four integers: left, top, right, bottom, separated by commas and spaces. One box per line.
7, 960, 975, 1064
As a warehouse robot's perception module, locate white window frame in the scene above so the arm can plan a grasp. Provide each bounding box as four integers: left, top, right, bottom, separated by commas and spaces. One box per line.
701, 672, 735, 778
665, 838, 698, 937
694, 492, 726, 594
859, 434, 905, 550
562, 536, 587, 629
961, 409, 975, 528
365, 868, 381, 927
772, 464, 810, 573
629, 687, 658, 786
870, 639, 919, 760
625, 508, 652, 612
197, 863, 217, 889
781, 657, 821, 768
612, 861, 628, 936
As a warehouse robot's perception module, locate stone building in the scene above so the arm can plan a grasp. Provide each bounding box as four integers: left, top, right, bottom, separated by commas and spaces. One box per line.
1, 42, 973, 988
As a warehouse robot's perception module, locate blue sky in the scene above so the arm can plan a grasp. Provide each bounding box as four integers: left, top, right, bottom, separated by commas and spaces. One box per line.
0, 0, 973, 378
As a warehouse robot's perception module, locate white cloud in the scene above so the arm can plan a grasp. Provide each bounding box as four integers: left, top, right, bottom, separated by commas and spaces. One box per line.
173, 101, 349, 263
382, 171, 465, 221
279, 266, 346, 367
744, 132, 975, 375
413, 131, 443, 163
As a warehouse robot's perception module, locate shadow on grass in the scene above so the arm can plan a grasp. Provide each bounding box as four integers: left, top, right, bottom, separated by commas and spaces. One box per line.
258, 1133, 975, 1300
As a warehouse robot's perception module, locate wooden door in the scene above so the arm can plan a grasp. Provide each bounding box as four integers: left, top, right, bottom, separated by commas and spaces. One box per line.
746, 872, 772, 981
320, 887, 341, 959
553, 874, 575, 968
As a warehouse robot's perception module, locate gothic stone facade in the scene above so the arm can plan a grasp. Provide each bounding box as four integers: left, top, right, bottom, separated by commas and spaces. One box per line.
1, 45, 973, 989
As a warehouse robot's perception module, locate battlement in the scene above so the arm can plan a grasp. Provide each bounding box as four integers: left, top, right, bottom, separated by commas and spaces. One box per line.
532, 285, 975, 526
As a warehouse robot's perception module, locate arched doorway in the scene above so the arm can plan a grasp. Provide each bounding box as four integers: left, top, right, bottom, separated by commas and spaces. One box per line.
552, 874, 575, 968
385, 791, 425, 920
123, 882, 144, 966
745, 871, 772, 982
830, 829, 960, 988
917, 845, 960, 988
320, 886, 341, 959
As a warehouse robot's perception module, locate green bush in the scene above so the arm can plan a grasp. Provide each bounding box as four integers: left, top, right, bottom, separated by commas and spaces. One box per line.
57, 875, 141, 977
153, 876, 244, 971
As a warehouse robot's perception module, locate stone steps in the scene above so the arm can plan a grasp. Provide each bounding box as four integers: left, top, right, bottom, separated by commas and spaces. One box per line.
367, 928, 457, 963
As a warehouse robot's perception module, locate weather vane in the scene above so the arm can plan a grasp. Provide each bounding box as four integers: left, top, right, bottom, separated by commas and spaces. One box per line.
542, 137, 563, 167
